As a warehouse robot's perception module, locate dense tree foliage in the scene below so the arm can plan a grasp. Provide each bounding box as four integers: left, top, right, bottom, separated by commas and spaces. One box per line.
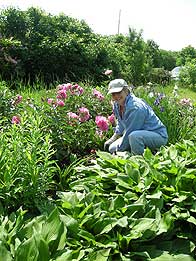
0, 6, 196, 86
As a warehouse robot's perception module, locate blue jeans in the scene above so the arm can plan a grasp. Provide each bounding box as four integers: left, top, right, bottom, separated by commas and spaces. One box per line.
108, 130, 168, 155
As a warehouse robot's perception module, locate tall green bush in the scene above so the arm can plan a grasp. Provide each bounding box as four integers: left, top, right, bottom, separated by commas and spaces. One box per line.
179, 59, 196, 90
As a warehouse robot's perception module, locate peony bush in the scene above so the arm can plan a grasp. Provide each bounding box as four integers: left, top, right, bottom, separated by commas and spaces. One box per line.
4, 81, 115, 166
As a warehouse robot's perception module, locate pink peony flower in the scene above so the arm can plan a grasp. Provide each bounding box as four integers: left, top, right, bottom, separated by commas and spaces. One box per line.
47, 98, 54, 105
95, 115, 109, 131
67, 112, 79, 119
108, 113, 115, 125
57, 83, 73, 91
104, 69, 112, 75
78, 107, 90, 122
56, 89, 67, 100
67, 112, 79, 126
11, 115, 21, 124
93, 89, 104, 101
57, 100, 65, 107
70, 84, 84, 95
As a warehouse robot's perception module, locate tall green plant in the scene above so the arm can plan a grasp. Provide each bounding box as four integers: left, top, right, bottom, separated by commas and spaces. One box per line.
0, 113, 57, 213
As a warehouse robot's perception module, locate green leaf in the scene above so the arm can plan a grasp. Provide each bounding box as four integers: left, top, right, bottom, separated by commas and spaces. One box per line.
150, 252, 195, 261
125, 163, 140, 184
100, 216, 128, 234
36, 237, 50, 261
42, 208, 66, 254
55, 250, 73, 261
129, 218, 157, 240
15, 236, 38, 261
0, 243, 13, 261
60, 214, 79, 236
78, 229, 95, 242
93, 216, 128, 235
78, 202, 93, 219
88, 248, 111, 261
158, 211, 175, 234
168, 145, 178, 160
109, 195, 125, 211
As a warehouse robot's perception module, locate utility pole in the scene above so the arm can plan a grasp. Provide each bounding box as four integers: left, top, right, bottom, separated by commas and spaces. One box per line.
117, 9, 121, 34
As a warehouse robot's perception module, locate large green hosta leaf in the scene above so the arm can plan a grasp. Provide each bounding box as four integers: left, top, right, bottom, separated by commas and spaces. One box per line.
150, 252, 195, 261
0, 243, 13, 261
41, 208, 67, 254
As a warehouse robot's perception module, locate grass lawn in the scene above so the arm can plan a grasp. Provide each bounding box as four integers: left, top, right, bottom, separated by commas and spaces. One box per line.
160, 84, 196, 102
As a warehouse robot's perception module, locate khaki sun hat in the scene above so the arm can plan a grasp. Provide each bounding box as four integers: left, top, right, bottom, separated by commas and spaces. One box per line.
108, 79, 128, 94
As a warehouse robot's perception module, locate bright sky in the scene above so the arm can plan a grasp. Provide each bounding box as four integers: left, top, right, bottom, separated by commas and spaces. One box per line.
0, 0, 196, 51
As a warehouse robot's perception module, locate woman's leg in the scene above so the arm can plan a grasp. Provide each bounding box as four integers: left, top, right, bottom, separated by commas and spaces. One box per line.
128, 130, 168, 155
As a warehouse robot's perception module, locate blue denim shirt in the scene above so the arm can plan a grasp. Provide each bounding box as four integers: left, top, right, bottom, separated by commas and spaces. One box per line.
113, 94, 168, 151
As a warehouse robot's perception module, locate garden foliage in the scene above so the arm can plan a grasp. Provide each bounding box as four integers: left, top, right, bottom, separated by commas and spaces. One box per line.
0, 7, 177, 85
0, 142, 196, 260
0, 78, 196, 259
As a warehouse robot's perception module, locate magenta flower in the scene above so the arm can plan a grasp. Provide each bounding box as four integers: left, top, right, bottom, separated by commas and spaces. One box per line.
67, 112, 79, 119
57, 83, 72, 91
70, 84, 84, 95
108, 113, 115, 125
95, 115, 109, 131
56, 89, 67, 100
93, 89, 104, 101
16, 95, 22, 103
67, 112, 79, 126
78, 107, 90, 122
57, 100, 65, 107
11, 115, 21, 124
47, 98, 54, 105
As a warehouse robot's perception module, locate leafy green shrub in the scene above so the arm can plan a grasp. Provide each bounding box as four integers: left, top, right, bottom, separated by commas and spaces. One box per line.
179, 59, 196, 90
1, 79, 115, 165
40, 82, 114, 164
149, 67, 171, 85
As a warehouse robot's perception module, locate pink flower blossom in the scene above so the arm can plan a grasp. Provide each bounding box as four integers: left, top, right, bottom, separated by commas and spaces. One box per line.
78, 107, 90, 122
96, 129, 104, 138
16, 95, 22, 103
56, 89, 67, 100
57, 83, 72, 91
57, 100, 65, 107
12, 95, 23, 105
47, 98, 54, 105
11, 115, 21, 124
95, 116, 109, 131
67, 112, 79, 119
67, 112, 79, 126
70, 84, 84, 95
93, 89, 105, 101
104, 69, 112, 75
108, 113, 115, 125
179, 98, 192, 106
